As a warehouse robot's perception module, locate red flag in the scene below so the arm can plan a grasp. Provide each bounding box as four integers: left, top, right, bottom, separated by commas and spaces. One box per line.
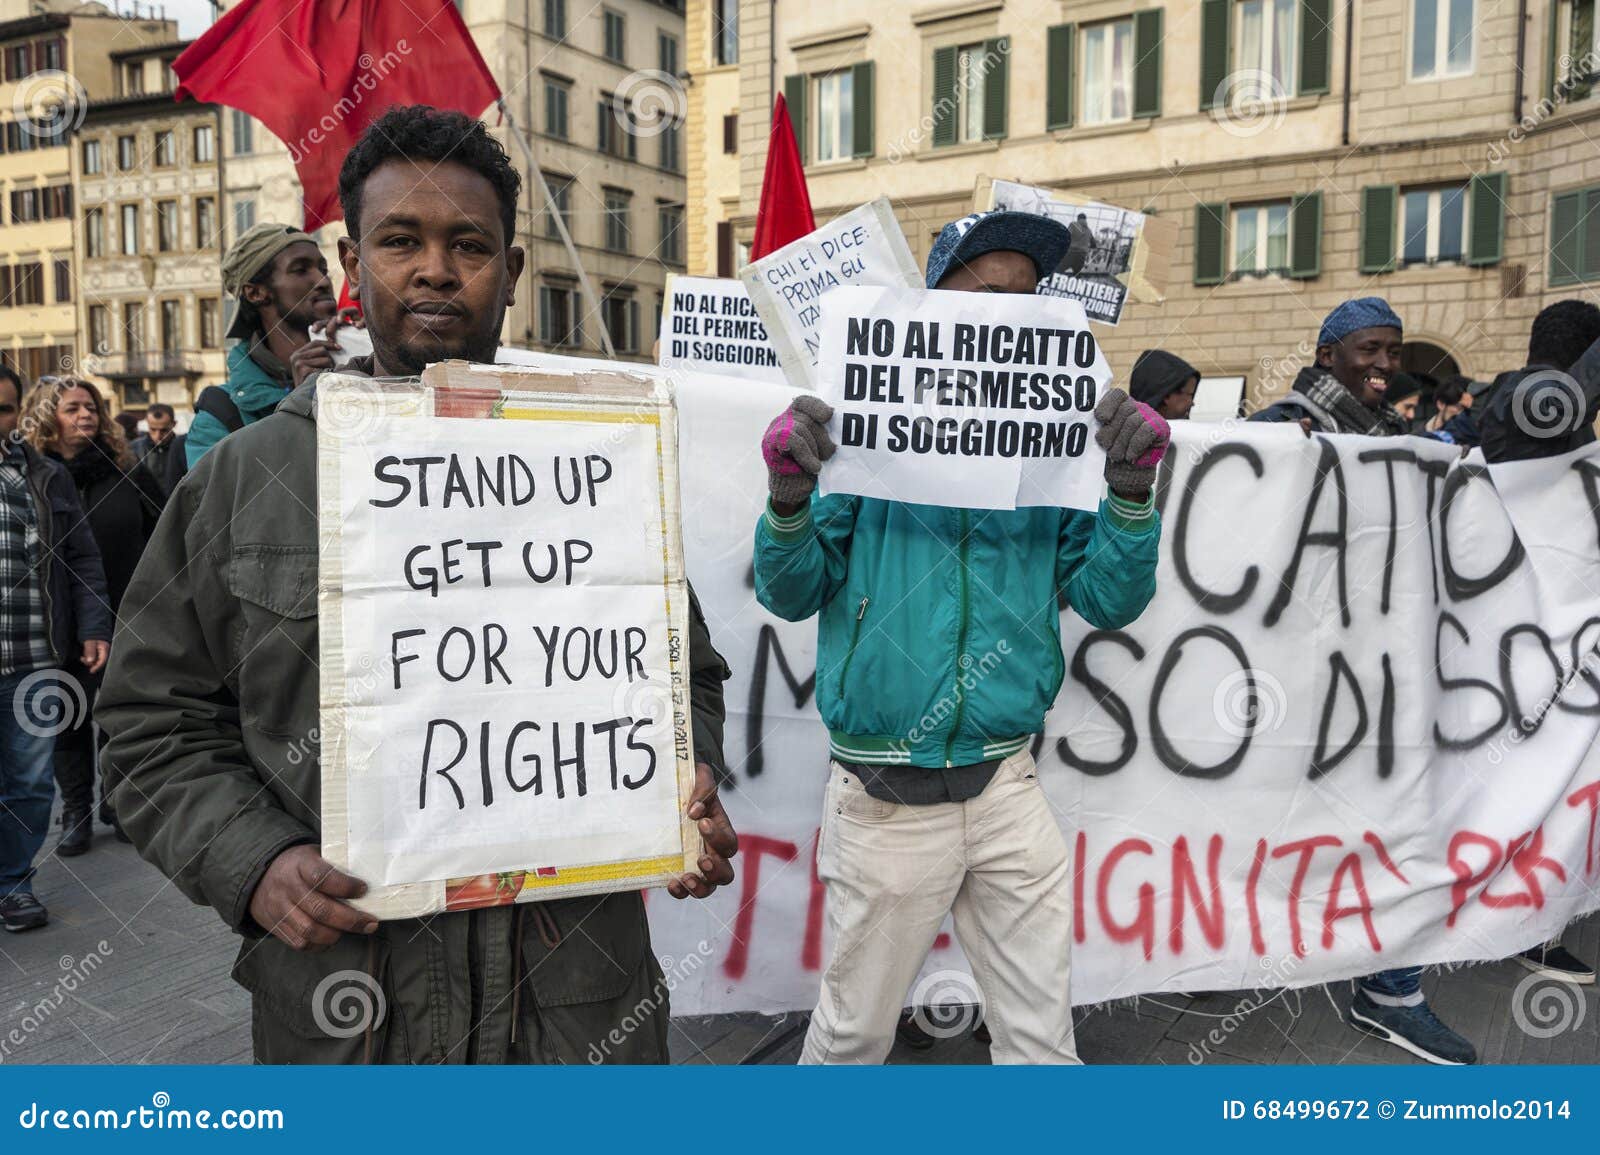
175, 0, 501, 230
750, 95, 815, 260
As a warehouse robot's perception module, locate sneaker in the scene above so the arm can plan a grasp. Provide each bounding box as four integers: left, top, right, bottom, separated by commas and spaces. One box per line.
1516, 943, 1596, 985
1348, 990, 1476, 1065
0, 891, 48, 933
895, 1011, 936, 1051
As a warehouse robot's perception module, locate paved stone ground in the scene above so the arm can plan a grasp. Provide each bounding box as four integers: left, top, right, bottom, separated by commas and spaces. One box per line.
4, 822, 1597, 1065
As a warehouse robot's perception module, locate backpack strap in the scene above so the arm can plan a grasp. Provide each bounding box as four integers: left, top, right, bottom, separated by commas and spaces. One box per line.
194, 385, 245, 433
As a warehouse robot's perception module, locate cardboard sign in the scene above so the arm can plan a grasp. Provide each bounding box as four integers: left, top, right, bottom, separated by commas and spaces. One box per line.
657, 275, 785, 383
815, 287, 1110, 511
316, 363, 699, 919
982, 178, 1177, 324
740, 198, 923, 390
643, 376, 1600, 1015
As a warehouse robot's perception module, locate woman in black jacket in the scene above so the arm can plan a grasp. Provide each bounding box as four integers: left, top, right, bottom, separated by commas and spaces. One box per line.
22, 376, 163, 856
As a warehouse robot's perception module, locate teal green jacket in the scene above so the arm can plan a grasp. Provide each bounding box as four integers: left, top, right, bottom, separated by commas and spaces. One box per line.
753, 493, 1161, 767
185, 341, 292, 468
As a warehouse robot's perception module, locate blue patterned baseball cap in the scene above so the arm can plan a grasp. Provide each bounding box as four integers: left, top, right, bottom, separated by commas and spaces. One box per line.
1318, 297, 1403, 347
925, 210, 1074, 289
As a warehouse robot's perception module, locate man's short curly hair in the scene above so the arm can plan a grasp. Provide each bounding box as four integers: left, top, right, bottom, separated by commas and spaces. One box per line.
338, 105, 521, 245
1528, 299, 1600, 371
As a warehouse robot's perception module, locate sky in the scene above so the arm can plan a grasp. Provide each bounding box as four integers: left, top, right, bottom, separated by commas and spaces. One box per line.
141, 0, 216, 39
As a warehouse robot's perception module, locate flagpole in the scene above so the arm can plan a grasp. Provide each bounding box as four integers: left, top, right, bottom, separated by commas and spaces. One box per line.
497, 99, 616, 359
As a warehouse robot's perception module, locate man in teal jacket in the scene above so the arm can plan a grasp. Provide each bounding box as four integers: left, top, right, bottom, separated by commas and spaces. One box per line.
186, 224, 340, 467
754, 211, 1168, 1064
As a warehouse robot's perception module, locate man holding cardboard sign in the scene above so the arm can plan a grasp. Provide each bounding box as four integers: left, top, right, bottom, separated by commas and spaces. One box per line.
754, 211, 1168, 1064
98, 107, 737, 1064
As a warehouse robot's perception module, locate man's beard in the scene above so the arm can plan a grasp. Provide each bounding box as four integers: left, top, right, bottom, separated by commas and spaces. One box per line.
369, 323, 501, 376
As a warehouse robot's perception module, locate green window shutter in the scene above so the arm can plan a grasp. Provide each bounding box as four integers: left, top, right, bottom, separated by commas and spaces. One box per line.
1467, 172, 1507, 267
1046, 23, 1075, 130
983, 37, 1009, 139
1550, 191, 1582, 287
1583, 188, 1600, 280
1545, 0, 1561, 103
1289, 192, 1322, 279
1573, 1, 1596, 102
1360, 185, 1398, 274
932, 45, 958, 147
852, 61, 875, 157
1134, 9, 1163, 118
783, 73, 807, 163
1194, 202, 1227, 285
1298, 0, 1332, 96
1199, 0, 1230, 109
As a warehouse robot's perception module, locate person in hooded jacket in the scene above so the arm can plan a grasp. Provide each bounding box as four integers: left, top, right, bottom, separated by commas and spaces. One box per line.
21, 377, 161, 856
1130, 349, 1200, 421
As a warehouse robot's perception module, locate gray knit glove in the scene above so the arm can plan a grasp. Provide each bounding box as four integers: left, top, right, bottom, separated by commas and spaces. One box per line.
1095, 386, 1170, 496
761, 395, 836, 506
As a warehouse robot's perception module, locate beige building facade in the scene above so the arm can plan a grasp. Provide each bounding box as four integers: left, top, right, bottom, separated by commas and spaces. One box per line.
0, 2, 173, 383
709, 0, 1600, 406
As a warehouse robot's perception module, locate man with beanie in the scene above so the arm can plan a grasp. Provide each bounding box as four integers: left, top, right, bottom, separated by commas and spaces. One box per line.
753, 210, 1167, 1064
1130, 349, 1200, 420
1250, 297, 1411, 435
185, 224, 340, 467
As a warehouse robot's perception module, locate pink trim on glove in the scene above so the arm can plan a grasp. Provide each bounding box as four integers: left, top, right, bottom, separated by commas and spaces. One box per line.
1132, 401, 1171, 469
762, 411, 803, 475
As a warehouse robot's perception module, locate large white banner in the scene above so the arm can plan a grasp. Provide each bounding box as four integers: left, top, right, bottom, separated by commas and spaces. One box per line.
651, 369, 1600, 1015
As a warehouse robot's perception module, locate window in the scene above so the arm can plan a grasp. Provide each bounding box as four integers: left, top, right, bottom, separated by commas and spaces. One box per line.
234, 198, 256, 238
44, 185, 71, 219
120, 204, 140, 255
154, 129, 175, 166
5, 44, 31, 81
958, 44, 990, 143
602, 290, 640, 354
199, 298, 221, 348
195, 196, 216, 248
89, 305, 109, 354
84, 208, 105, 258
123, 302, 145, 353
81, 139, 101, 174
542, 173, 573, 239
723, 113, 738, 153
539, 283, 583, 346
1411, 0, 1474, 79
232, 108, 254, 154
117, 134, 137, 170
815, 70, 854, 162
123, 61, 145, 95
603, 10, 626, 63
660, 120, 681, 171
39, 38, 62, 71
1400, 184, 1467, 264
1230, 201, 1292, 276
544, 0, 566, 39
11, 263, 42, 307
157, 200, 178, 252
53, 258, 69, 303
605, 188, 631, 252
160, 300, 181, 351
659, 32, 679, 76
9, 188, 39, 223
1082, 19, 1135, 125
193, 124, 215, 162
714, 0, 739, 65
599, 98, 637, 159
544, 78, 569, 138
1235, 0, 1297, 95
658, 202, 684, 264
930, 41, 1005, 147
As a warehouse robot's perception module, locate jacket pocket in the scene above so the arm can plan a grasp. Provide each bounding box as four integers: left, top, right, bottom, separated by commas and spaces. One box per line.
227, 544, 318, 740
836, 596, 870, 698
233, 934, 400, 1062
521, 890, 649, 1008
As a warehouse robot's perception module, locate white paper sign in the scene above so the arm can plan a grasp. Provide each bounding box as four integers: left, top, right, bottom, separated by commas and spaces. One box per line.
740, 197, 922, 390
658, 275, 785, 383
815, 287, 1110, 512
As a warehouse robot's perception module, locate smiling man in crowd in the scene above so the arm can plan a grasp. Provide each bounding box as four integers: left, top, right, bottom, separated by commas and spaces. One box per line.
99, 106, 737, 1064
1249, 297, 1412, 435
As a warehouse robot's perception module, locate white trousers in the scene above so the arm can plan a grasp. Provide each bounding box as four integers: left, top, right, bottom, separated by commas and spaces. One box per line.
800, 751, 1079, 1064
